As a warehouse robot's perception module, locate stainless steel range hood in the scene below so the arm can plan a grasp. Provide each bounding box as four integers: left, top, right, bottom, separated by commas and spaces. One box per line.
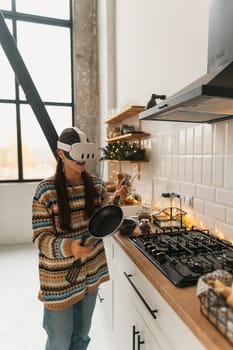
140, 0, 233, 123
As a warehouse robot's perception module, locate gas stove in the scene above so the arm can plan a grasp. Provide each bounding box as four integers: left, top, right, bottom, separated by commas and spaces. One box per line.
129, 228, 233, 287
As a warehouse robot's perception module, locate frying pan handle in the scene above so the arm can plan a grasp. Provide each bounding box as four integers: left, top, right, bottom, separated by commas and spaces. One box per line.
80, 235, 87, 246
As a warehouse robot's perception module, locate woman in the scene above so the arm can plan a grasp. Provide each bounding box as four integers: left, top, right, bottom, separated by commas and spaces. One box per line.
32, 127, 121, 350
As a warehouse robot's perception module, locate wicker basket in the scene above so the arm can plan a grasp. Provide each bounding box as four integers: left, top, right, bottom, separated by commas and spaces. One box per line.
197, 270, 233, 345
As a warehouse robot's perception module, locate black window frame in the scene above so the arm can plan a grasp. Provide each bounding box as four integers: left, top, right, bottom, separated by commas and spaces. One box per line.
0, 0, 74, 183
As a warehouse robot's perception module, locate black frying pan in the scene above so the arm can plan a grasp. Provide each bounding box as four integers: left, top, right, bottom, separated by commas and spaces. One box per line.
88, 204, 124, 238
66, 204, 123, 284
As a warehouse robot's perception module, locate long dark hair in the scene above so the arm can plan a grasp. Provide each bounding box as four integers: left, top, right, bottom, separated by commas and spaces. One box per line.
55, 128, 99, 229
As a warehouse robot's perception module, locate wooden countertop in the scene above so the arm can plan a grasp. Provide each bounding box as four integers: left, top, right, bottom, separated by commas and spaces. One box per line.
113, 231, 233, 350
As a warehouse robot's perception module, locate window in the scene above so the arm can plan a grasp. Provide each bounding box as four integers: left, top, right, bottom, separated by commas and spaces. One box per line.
0, 0, 73, 181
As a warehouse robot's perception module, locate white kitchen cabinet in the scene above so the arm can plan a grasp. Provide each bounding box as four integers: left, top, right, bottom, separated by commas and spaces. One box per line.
112, 239, 205, 350
113, 259, 167, 349
98, 238, 205, 349
97, 237, 114, 330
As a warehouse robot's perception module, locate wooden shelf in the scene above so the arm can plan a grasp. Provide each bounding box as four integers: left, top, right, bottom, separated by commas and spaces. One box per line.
104, 105, 149, 174
105, 105, 145, 124
105, 132, 150, 142
107, 160, 149, 164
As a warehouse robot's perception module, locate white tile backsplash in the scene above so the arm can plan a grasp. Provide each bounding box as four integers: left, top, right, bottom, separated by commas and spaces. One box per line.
226, 120, 233, 154
185, 156, 193, 182
180, 182, 196, 196
171, 155, 178, 180
141, 120, 233, 241
214, 221, 233, 242
213, 122, 226, 154
224, 155, 233, 190
179, 129, 186, 154
168, 180, 181, 195
203, 124, 213, 154
205, 202, 226, 222
196, 185, 215, 201
186, 127, 194, 154
194, 125, 203, 155
178, 156, 185, 181
166, 155, 172, 179
213, 155, 224, 187
193, 198, 204, 214
195, 213, 214, 232
193, 156, 202, 184
160, 134, 168, 155
226, 208, 233, 226
166, 134, 172, 154
202, 155, 212, 185
216, 188, 233, 207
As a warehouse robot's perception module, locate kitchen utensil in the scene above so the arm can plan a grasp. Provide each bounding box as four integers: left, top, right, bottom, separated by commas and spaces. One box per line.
119, 217, 137, 235
88, 204, 123, 238
66, 258, 83, 284
66, 204, 124, 284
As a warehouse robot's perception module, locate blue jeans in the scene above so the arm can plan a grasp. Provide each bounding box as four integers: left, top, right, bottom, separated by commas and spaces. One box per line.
43, 290, 98, 350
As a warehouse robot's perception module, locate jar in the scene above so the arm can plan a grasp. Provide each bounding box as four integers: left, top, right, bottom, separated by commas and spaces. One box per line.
139, 219, 151, 234
137, 206, 152, 222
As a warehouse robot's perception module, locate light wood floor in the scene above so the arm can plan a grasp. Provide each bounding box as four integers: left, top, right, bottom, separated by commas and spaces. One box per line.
0, 243, 113, 350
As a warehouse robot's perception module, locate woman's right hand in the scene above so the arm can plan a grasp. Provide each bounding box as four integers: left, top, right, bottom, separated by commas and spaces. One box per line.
70, 237, 96, 259
112, 179, 129, 204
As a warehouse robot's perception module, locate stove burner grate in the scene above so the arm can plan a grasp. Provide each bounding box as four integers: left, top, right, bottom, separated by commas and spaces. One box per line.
129, 228, 233, 287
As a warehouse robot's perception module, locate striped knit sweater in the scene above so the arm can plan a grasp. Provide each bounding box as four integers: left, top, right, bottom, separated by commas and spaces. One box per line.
32, 175, 110, 310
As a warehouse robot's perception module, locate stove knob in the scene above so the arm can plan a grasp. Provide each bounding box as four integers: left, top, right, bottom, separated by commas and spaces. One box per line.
151, 248, 159, 256
156, 252, 167, 264
191, 262, 203, 273
144, 242, 152, 250
148, 245, 156, 254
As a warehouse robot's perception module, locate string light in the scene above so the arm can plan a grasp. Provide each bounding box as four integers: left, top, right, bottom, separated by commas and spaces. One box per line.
100, 141, 145, 161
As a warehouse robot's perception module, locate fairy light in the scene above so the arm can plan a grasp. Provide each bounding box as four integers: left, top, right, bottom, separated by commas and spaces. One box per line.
182, 214, 193, 228
215, 228, 224, 240
101, 141, 145, 161
108, 163, 118, 182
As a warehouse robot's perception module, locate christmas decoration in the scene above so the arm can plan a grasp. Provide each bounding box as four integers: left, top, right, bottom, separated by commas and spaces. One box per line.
100, 141, 145, 161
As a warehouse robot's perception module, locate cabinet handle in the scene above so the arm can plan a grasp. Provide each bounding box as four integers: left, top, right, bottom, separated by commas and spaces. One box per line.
158, 103, 168, 109
137, 334, 145, 350
124, 272, 158, 319
133, 325, 139, 350
97, 289, 104, 303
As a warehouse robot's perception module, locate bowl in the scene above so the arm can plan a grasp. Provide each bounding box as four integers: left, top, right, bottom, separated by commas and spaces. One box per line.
119, 217, 137, 235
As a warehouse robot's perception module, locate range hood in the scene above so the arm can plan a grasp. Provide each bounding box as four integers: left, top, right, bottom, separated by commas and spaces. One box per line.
140, 0, 233, 123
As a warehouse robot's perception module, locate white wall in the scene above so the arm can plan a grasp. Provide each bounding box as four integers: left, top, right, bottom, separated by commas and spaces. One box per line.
115, 0, 209, 107
98, 1, 233, 242
0, 183, 38, 244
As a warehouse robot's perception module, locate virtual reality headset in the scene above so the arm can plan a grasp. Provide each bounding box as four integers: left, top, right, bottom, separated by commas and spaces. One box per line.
57, 127, 98, 162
